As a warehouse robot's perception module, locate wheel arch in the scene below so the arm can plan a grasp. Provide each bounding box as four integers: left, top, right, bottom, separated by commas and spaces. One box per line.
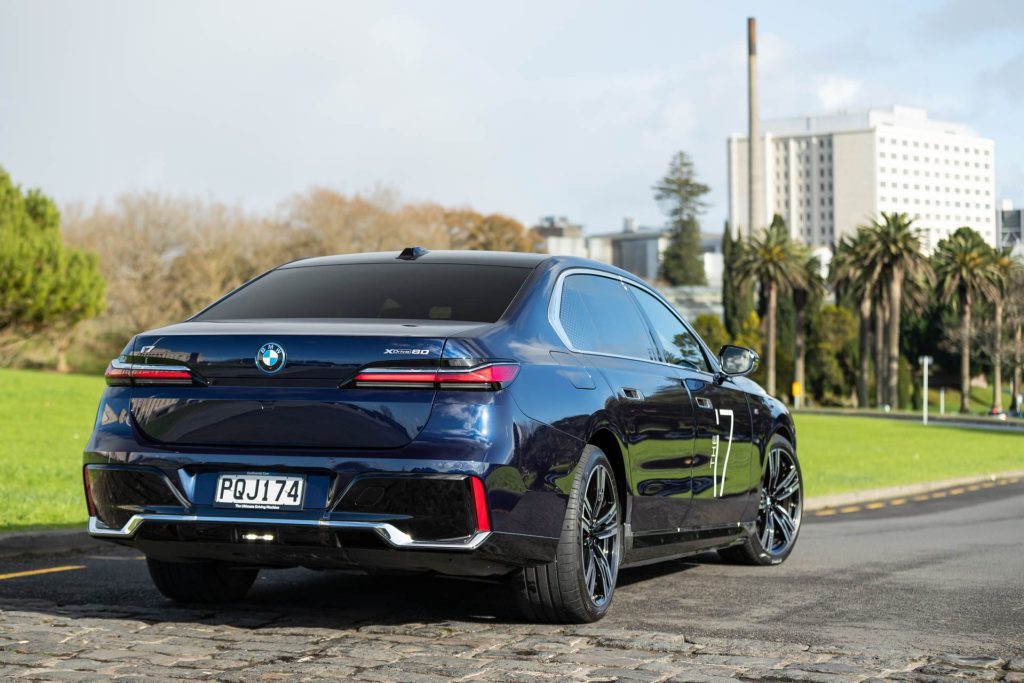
585, 427, 629, 504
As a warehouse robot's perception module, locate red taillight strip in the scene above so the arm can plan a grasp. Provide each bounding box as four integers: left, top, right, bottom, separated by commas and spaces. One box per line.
105, 360, 194, 386
353, 363, 519, 389
469, 476, 491, 532
82, 466, 97, 517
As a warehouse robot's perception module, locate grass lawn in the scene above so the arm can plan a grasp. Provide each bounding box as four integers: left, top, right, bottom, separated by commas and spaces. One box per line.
0, 368, 1022, 531
0, 368, 104, 532
795, 413, 1024, 497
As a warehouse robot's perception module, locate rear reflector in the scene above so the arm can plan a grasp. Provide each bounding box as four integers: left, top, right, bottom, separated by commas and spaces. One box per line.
469, 476, 491, 532
353, 363, 519, 390
105, 360, 195, 386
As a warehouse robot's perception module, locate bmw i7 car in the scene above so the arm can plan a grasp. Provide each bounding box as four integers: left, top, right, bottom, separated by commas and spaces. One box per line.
84, 248, 802, 622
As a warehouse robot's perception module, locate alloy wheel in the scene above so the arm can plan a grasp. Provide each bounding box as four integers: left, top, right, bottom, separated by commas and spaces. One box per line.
579, 464, 620, 608
757, 447, 802, 556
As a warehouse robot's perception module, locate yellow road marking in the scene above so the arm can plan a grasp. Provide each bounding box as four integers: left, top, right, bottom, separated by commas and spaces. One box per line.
865, 502, 886, 510
967, 485, 981, 492
982, 482, 996, 489
815, 509, 838, 516
0, 565, 85, 581
998, 479, 1011, 486
1008, 477, 1021, 484
839, 505, 861, 513
949, 488, 965, 495
889, 498, 907, 506
912, 494, 931, 501
931, 491, 947, 498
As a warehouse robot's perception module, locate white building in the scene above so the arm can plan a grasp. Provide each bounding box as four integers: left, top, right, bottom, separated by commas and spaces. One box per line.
999, 200, 1023, 250
728, 106, 997, 251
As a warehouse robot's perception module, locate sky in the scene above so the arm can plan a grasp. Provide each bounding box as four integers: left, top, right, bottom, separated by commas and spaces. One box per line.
2, 0, 1023, 235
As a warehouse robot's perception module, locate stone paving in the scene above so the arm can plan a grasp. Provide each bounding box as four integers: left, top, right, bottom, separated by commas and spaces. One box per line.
0, 598, 1020, 682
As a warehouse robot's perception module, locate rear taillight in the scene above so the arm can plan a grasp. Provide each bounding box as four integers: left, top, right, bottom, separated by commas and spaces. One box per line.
352, 362, 519, 390
104, 359, 196, 386
83, 466, 96, 517
469, 476, 491, 532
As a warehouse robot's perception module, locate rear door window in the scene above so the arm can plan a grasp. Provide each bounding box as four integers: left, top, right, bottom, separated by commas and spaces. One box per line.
193, 263, 533, 323
558, 274, 656, 360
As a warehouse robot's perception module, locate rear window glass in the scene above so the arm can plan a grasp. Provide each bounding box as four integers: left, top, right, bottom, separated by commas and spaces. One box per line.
193, 263, 533, 323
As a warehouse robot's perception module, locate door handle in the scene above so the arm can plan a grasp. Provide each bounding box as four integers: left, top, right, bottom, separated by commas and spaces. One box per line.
695, 397, 713, 410
621, 388, 644, 400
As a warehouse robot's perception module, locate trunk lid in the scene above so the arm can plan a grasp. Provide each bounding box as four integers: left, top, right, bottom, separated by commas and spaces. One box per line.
126, 320, 482, 450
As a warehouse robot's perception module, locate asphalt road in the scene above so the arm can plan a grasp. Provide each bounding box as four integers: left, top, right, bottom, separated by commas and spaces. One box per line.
0, 480, 1022, 681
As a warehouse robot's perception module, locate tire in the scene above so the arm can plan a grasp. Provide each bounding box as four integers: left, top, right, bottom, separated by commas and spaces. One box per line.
146, 557, 259, 603
513, 445, 622, 623
719, 433, 802, 566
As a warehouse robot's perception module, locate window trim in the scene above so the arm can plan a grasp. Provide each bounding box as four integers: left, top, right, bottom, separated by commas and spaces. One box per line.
624, 282, 712, 374
548, 268, 721, 376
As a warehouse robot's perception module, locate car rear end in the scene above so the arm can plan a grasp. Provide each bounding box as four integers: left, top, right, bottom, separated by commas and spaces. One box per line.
83, 252, 576, 577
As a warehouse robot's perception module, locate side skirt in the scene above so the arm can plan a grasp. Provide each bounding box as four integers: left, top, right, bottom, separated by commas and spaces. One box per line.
620, 520, 755, 569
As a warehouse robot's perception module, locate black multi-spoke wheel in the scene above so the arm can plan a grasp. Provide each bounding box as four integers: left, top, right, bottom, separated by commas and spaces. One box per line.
514, 445, 622, 622
720, 433, 803, 566
580, 463, 621, 608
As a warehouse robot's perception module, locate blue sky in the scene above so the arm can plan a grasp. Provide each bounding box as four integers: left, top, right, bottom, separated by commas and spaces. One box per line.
1, 1, 1022, 234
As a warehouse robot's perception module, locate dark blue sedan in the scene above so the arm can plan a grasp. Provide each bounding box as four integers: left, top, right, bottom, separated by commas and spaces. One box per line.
84, 248, 802, 622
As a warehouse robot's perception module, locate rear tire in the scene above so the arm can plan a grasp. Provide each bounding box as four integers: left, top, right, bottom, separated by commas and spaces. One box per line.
513, 445, 622, 623
719, 433, 802, 566
146, 557, 259, 603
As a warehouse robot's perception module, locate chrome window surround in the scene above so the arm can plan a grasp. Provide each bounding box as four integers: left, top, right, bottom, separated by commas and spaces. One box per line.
88, 514, 491, 550
547, 268, 722, 377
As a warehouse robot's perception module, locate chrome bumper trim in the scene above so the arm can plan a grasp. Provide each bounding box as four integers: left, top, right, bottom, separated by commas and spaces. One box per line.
88, 515, 490, 551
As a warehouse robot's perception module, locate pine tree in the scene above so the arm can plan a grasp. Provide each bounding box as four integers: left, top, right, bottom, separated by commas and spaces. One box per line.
654, 151, 709, 285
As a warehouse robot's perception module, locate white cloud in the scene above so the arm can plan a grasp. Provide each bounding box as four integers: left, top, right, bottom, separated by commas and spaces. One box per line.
816, 76, 863, 111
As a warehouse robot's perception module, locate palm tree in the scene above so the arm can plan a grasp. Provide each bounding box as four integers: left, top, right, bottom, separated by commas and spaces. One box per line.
933, 228, 999, 413
988, 249, 1023, 413
831, 229, 881, 408
733, 217, 809, 397
861, 213, 932, 408
793, 254, 825, 407
1009, 266, 1024, 414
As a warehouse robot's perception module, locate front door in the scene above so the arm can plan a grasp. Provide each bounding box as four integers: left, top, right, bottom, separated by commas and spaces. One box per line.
626, 284, 755, 529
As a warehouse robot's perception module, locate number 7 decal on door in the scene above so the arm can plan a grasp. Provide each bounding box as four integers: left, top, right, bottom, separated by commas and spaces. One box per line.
710, 408, 735, 498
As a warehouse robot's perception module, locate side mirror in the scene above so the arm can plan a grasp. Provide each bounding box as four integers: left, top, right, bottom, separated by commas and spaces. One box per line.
718, 345, 759, 377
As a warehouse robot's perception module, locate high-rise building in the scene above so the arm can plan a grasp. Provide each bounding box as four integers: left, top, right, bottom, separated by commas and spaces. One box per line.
727, 106, 996, 250
999, 200, 1023, 251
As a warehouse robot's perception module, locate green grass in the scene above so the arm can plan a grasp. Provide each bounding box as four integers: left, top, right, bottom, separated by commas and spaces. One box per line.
0, 369, 1022, 531
795, 413, 1024, 497
0, 368, 104, 532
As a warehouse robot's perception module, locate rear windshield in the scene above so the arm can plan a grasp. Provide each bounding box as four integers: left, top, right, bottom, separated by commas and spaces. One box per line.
192, 263, 534, 323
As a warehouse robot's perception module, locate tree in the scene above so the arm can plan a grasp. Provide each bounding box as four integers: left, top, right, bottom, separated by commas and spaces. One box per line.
732, 217, 809, 396
987, 249, 1022, 413
831, 229, 881, 408
653, 151, 709, 285
444, 210, 542, 252
692, 314, 729, 355
807, 305, 858, 403
933, 227, 998, 413
792, 254, 825, 406
861, 212, 932, 408
0, 168, 105, 368
1008, 265, 1024, 414
721, 226, 753, 336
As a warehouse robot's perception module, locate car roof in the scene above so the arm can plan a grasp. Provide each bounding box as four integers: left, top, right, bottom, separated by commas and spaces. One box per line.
280, 249, 552, 269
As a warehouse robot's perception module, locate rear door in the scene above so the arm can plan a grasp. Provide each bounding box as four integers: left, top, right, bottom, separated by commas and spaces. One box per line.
554, 272, 696, 534
627, 285, 755, 529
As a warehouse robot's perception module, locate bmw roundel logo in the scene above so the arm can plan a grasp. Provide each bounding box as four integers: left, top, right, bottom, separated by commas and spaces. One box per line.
255, 342, 286, 374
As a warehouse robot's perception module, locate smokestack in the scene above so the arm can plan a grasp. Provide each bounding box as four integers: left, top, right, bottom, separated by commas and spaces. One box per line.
747, 17, 763, 236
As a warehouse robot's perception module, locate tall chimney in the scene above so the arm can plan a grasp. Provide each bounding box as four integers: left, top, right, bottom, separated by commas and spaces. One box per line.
747, 17, 763, 236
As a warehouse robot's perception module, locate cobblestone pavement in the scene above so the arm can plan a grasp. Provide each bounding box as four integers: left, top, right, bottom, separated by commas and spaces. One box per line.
0, 595, 1022, 682
0, 483, 1021, 681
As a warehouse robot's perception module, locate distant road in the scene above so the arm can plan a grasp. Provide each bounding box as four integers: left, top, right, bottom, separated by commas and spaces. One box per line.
801, 407, 1024, 432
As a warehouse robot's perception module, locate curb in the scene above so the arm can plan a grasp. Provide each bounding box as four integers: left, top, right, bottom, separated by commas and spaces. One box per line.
0, 528, 107, 561
803, 469, 1024, 511
799, 408, 1024, 431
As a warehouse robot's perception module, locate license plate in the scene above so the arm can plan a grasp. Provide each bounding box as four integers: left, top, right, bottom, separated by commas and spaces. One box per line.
214, 473, 306, 511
